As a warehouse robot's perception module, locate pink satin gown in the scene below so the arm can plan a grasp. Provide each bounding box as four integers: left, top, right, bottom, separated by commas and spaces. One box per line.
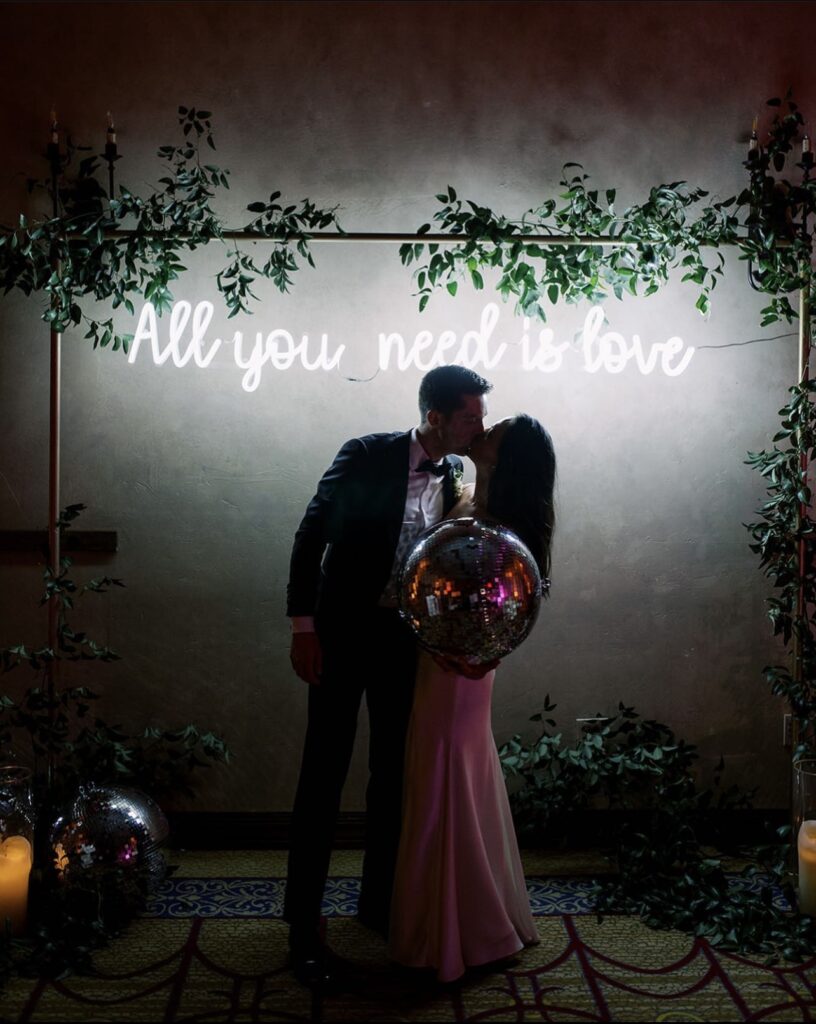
388, 650, 539, 982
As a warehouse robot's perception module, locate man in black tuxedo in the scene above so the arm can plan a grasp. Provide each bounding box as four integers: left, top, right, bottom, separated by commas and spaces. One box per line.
284, 365, 493, 984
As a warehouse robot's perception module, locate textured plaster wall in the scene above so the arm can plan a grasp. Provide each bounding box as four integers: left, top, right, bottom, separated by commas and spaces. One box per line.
0, 1, 814, 811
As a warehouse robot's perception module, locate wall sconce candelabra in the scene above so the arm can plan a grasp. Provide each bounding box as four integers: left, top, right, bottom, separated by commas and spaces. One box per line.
101, 111, 120, 203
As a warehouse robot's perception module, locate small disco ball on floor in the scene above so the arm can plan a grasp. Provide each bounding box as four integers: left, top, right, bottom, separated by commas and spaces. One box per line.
51, 784, 169, 894
398, 518, 542, 664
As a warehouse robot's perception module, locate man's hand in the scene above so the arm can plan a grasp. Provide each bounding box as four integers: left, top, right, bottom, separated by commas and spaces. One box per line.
430, 652, 500, 679
291, 632, 323, 685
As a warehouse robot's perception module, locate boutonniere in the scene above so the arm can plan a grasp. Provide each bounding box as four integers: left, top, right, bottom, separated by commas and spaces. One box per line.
451, 465, 464, 499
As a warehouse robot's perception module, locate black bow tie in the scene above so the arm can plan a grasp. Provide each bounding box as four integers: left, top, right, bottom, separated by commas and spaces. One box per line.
417, 458, 448, 477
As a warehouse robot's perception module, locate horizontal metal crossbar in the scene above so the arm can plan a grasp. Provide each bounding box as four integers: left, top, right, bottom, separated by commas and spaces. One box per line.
63, 228, 762, 247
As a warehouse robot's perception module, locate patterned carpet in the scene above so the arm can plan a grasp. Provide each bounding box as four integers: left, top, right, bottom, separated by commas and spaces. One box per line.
3, 850, 815, 1023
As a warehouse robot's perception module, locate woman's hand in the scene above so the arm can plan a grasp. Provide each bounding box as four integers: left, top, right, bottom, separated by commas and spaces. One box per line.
431, 652, 501, 679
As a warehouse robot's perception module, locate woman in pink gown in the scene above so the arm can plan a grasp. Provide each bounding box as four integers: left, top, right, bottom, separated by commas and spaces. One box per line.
389, 414, 556, 982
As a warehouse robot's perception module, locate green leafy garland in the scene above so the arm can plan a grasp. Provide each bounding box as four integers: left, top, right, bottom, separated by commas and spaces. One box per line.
0, 98, 809, 342
1, 106, 342, 353
399, 175, 735, 318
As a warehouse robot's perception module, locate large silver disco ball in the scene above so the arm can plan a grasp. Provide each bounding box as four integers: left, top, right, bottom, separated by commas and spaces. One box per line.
51, 784, 169, 893
398, 518, 541, 663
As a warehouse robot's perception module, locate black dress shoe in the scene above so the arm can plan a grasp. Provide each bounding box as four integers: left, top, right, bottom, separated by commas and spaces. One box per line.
290, 949, 334, 989
289, 938, 352, 991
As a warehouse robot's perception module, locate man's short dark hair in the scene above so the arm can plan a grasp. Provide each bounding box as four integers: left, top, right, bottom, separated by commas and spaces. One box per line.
418, 365, 493, 418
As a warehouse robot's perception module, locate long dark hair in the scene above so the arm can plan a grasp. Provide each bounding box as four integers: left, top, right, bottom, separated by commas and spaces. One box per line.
486, 414, 556, 581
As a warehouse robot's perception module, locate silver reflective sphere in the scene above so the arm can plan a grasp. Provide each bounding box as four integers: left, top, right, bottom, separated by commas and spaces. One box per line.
51, 784, 168, 892
398, 518, 541, 663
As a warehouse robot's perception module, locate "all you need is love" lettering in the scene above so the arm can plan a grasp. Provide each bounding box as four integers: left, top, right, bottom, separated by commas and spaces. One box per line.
128, 301, 695, 393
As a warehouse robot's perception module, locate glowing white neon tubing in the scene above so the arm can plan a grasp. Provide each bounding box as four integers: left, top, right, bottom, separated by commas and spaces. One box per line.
378, 303, 507, 371
581, 306, 695, 377
127, 300, 695, 391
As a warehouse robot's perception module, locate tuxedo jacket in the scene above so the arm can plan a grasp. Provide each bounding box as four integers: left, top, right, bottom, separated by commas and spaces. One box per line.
286, 430, 463, 622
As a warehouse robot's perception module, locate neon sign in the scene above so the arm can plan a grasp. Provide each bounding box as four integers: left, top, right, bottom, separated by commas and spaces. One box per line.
128, 300, 695, 392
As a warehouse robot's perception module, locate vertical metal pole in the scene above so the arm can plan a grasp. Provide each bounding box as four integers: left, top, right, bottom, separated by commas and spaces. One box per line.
47, 272, 61, 624
792, 274, 812, 774
793, 120, 814, 759
791, 275, 811, 883
46, 280, 61, 786
46, 159, 61, 789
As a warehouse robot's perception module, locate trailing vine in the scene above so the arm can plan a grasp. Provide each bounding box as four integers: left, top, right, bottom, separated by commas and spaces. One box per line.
0, 505, 231, 810
740, 95, 816, 764
745, 378, 816, 757
0, 105, 342, 353
400, 97, 813, 334
400, 175, 737, 319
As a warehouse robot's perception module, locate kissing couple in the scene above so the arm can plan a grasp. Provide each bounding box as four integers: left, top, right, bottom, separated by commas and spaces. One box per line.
284, 364, 556, 985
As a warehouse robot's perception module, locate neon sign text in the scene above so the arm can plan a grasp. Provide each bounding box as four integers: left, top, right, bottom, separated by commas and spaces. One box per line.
128, 301, 695, 391
129, 301, 345, 391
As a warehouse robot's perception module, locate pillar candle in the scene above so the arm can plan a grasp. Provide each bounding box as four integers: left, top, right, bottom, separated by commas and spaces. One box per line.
798, 820, 816, 915
0, 834, 33, 935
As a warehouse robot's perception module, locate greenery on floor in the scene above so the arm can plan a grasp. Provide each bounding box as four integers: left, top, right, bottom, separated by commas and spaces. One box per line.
1, 859, 154, 986
499, 700, 816, 962
0, 505, 230, 984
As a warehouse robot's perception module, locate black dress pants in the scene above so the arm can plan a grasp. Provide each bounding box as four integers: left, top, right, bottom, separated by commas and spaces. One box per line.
283, 607, 418, 937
